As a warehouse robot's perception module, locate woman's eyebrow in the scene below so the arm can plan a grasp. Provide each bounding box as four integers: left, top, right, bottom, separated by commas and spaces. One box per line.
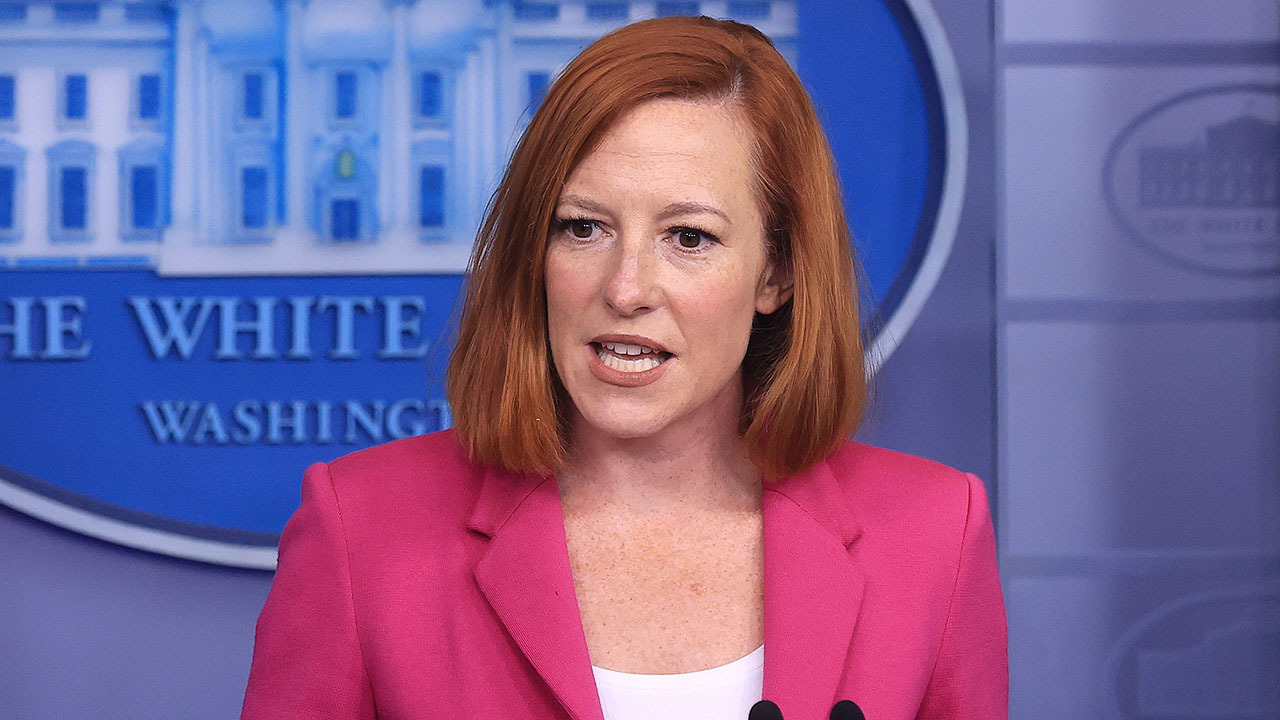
556, 195, 609, 214
658, 201, 732, 226
556, 196, 731, 226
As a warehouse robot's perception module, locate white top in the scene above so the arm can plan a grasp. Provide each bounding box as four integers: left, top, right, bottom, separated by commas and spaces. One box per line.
592, 646, 765, 720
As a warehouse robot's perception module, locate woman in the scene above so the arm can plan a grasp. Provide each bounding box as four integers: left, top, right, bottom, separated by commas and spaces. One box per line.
242, 16, 1007, 720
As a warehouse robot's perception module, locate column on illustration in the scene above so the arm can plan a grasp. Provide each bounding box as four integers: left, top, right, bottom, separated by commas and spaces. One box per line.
282, 0, 310, 248
382, 0, 414, 247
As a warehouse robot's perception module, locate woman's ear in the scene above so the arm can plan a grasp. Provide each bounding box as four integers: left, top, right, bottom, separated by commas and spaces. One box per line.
755, 260, 794, 315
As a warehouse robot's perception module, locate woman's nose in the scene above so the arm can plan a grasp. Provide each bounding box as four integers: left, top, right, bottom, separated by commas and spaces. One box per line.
601, 237, 659, 316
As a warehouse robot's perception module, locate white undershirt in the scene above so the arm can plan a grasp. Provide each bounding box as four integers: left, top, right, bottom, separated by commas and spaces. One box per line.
592, 645, 765, 720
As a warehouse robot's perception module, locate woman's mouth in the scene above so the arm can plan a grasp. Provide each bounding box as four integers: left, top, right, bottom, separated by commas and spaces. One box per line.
591, 341, 673, 373
585, 340, 674, 387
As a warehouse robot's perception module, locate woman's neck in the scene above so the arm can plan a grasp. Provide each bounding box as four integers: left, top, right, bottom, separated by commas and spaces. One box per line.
556, 408, 761, 517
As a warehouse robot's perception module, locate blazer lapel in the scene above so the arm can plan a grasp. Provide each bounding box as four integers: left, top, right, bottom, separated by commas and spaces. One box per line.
467, 458, 864, 720
762, 458, 866, 720
470, 467, 605, 720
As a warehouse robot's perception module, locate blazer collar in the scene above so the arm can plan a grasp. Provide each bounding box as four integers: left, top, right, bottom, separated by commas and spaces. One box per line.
468, 465, 606, 720
467, 457, 866, 720
761, 457, 867, 720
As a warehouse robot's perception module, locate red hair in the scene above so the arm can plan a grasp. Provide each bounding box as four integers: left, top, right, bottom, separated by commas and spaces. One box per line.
447, 16, 865, 478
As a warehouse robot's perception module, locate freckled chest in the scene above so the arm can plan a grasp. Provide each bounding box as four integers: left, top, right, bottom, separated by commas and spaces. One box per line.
562, 504, 764, 674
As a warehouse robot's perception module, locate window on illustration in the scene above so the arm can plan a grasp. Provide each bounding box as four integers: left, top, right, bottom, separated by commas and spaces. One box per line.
418, 72, 442, 119
0, 75, 14, 120
728, 1, 769, 20
242, 166, 268, 230
514, 2, 559, 21
243, 73, 264, 121
0, 166, 15, 230
60, 166, 87, 230
331, 199, 359, 241
336, 72, 357, 120
124, 3, 169, 23
64, 74, 87, 120
138, 74, 160, 120
0, 4, 29, 22
419, 166, 445, 229
656, 1, 699, 17
586, 3, 627, 22
525, 72, 549, 114
131, 165, 158, 230
54, 2, 100, 23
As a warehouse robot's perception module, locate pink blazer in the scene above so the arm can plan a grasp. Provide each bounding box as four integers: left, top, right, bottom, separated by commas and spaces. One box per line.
242, 430, 1007, 720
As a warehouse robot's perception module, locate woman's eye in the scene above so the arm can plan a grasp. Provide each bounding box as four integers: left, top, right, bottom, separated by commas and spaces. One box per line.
568, 220, 596, 239
674, 227, 713, 250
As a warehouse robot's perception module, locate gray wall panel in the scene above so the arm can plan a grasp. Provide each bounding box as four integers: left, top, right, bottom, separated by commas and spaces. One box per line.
998, 0, 1280, 715
1002, 65, 1280, 301
1003, 320, 1280, 556
1003, 1, 1280, 44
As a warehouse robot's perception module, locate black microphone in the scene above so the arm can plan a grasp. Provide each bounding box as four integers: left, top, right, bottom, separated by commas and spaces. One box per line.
830, 700, 866, 720
749, 700, 784, 720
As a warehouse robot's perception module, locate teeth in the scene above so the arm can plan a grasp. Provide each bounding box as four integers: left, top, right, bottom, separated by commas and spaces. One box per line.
597, 346, 662, 372
602, 341, 652, 356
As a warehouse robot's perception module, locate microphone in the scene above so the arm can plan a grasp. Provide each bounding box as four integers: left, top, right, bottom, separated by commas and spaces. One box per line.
830, 700, 866, 720
749, 698, 866, 720
749, 700, 784, 720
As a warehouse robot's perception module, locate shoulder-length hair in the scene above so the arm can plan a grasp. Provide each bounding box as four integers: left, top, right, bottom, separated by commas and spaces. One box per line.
447, 15, 865, 479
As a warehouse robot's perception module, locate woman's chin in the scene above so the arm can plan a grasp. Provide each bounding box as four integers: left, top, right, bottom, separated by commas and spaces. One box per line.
572, 406, 672, 442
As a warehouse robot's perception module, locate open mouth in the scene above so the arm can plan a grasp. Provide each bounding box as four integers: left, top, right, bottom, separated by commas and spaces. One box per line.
590, 341, 674, 373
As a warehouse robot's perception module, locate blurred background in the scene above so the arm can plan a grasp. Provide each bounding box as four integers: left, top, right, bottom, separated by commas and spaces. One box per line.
1, 1, 1277, 718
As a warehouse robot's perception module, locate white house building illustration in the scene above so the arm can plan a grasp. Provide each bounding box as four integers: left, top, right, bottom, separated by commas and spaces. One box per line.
0, 0, 796, 275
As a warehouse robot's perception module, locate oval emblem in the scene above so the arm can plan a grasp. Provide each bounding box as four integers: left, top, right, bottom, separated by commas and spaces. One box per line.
0, 0, 965, 568
1104, 84, 1280, 276
1104, 588, 1280, 719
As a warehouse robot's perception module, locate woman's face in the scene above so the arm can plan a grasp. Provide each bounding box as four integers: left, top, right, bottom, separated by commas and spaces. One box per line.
544, 97, 790, 443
